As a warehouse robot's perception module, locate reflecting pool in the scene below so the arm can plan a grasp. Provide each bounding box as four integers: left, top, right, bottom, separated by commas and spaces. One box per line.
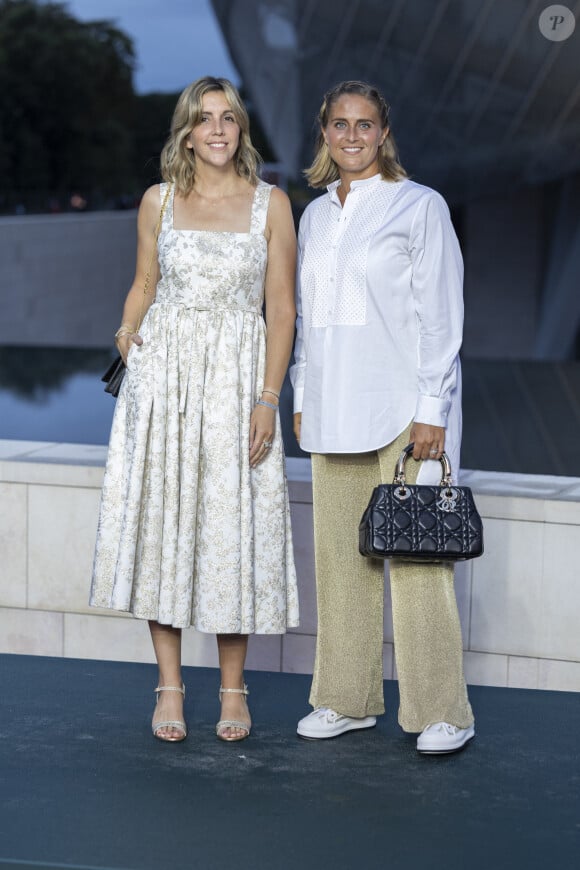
1, 347, 580, 476
0, 346, 307, 456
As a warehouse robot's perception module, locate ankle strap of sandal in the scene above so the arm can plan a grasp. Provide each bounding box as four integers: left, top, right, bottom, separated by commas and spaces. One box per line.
219, 684, 249, 699
155, 685, 185, 697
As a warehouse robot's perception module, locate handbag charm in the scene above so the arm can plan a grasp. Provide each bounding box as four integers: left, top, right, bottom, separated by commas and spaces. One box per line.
359, 443, 484, 562
437, 489, 459, 512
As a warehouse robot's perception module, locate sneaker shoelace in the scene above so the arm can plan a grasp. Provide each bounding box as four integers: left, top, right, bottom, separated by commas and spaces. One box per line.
315, 707, 344, 723
431, 722, 458, 735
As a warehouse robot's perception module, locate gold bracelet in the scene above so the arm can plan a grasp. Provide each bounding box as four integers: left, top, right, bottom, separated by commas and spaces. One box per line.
115, 325, 135, 340
262, 388, 280, 400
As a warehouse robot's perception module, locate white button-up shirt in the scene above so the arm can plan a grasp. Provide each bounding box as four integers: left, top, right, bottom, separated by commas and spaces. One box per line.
290, 174, 464, 482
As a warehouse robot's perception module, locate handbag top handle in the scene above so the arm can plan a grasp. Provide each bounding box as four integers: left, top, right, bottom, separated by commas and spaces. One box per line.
394, 443, 453, 489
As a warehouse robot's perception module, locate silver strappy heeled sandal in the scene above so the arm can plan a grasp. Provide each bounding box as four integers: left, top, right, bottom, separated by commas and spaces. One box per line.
216, 684, 251, 742
152, 684, 187, 742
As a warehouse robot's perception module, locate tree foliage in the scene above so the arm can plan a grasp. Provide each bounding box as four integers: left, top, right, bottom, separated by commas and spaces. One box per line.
0, 0, 136, 209
0, 1, 278, 212
131, 92, 176, 192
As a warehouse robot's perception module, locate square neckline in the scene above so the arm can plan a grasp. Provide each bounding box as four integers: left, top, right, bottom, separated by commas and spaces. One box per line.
170, 182, 261, 236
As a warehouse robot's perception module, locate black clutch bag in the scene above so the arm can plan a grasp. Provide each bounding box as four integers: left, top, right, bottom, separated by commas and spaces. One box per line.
359, 443, 483, 562
101, 355, 126, 398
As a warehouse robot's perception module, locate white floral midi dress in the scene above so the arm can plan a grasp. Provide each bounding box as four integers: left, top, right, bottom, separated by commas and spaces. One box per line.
90, 181, 299, 633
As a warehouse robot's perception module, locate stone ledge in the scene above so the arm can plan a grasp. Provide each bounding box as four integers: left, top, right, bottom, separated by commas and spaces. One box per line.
2, 439, 580, 507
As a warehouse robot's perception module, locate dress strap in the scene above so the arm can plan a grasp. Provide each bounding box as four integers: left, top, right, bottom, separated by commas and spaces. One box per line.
159, 182, 174, 231
250, 181, 273, 236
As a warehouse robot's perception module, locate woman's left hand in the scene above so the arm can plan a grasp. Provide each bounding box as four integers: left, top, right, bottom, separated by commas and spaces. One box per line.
249, 403, 276, 467
409, 422, 445, 461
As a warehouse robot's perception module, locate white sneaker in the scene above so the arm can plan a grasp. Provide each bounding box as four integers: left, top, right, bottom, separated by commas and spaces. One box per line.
417, 721, 475, 754
297, 707, 377, 740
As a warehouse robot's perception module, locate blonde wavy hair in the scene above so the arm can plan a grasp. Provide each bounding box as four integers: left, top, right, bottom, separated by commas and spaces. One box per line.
304, 80, 407, 188
160, 77, 261, 194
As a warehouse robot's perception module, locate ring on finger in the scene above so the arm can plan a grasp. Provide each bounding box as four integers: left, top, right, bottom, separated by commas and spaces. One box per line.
429, 448, 438, 455
263, 440, 272, 449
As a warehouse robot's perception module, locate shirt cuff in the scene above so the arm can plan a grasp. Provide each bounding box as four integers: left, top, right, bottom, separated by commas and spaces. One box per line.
414, 395, 450, 427
293, 385, 304, 413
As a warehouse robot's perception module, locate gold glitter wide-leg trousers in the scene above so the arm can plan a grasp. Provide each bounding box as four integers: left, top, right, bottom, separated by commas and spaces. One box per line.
309, 426, 474, 732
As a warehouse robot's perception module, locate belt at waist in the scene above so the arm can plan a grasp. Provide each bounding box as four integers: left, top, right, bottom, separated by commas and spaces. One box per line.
152, 300, 262, 314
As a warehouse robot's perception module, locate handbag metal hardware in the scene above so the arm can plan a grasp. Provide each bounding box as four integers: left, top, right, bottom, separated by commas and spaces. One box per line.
394, 485, 411, 501
393, 445, 453, 488
437, 488, 460, 512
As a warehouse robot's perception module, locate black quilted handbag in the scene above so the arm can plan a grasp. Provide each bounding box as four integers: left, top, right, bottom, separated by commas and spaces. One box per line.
359, 443, 483, 562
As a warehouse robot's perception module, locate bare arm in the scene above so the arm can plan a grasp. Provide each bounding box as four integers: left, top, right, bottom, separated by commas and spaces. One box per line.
115, 185, 162, 363
293, 412, 301, 443
249, 187, 297, 466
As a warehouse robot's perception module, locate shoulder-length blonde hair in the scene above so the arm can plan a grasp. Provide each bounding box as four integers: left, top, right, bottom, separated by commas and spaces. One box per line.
304, 80, 407, 188
160, 77, 262, 194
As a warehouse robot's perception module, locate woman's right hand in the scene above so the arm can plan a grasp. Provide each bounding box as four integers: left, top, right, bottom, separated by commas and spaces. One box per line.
293, 412, 302, 444
116, 332, 143, 364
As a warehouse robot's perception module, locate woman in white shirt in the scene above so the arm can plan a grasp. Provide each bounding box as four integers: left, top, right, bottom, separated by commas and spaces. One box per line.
291, 80, 474, 754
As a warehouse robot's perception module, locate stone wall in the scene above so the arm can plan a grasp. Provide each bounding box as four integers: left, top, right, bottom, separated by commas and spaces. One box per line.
0, 212, 136, 348
1, 439, 579, 692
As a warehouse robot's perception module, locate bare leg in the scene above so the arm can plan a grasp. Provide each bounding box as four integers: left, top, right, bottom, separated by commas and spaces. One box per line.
216, 634, 251, 739
149, 621, 185, 741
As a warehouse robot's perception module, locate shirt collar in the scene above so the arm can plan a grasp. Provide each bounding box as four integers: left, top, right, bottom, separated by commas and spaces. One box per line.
327, 173, 382, 205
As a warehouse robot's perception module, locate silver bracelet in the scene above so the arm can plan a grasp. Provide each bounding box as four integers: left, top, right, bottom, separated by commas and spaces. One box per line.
257, 399, 278, 410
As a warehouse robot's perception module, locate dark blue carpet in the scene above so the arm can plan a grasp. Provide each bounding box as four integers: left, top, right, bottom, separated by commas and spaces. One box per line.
0, 654, 579, 870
